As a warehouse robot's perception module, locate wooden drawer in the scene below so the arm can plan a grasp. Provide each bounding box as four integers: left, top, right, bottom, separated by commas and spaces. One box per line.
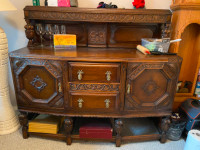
70, 93, 119, 112
69, 62, 120, 83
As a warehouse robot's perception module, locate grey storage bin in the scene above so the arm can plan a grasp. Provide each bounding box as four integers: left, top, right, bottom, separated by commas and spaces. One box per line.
142, 38, 170, 53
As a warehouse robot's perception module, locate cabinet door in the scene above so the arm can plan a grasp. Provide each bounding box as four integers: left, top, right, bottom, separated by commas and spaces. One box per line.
125, 60, 180, 111
11, 59, 64, 110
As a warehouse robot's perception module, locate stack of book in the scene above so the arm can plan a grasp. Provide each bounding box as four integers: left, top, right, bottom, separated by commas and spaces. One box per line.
28, 114, 63, 134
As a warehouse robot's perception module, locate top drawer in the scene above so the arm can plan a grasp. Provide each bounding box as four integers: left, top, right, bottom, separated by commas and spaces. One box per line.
69, 62, 120, 83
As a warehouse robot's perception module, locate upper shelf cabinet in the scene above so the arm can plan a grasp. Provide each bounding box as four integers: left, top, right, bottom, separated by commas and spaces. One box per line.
24, 6, 171, 23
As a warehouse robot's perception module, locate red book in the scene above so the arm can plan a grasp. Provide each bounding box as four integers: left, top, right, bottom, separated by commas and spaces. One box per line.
79, 120, 113, 139
58, 0, 70, 7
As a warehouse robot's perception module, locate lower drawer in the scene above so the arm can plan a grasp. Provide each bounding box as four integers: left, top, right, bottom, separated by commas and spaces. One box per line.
69, 93, 119, 112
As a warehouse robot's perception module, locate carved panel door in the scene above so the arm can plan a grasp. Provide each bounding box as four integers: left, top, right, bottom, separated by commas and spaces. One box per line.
125, 60, 180, 111
11, 59, 64, 110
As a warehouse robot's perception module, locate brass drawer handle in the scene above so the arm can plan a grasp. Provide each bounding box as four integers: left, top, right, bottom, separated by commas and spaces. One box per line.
58, 82, 62, 93
78, 98, 84, 108
77, 70, 84, 81
127, 84, 131, 94
105, 71, 112, 81
104, 99, 110, 108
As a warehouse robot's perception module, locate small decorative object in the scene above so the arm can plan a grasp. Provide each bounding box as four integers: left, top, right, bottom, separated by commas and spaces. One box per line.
97, 2, 118, 8
48, 0, 58, 6
54, 34, 76, 49
166, 113, 186, 141
58, 0, 70, 7
33, 0, 40, 6
178, 81, 192, 93
0, 0, 20, 135
132, 0, 145, 9
44, 0, 48, 6
136, 45, 150, 55
70, 0, 78, 7
33, 0, 37, 6
184, 130, 200, 150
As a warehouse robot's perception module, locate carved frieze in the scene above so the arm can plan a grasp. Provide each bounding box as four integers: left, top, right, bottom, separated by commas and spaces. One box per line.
27, 11, 170, 23
70, 83, 120, 92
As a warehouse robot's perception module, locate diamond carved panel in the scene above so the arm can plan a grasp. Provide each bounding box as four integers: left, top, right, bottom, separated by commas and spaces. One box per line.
30, 75, 47, 92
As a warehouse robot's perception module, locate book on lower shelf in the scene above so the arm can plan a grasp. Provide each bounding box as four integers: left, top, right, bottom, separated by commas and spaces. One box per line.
28, 114, 64, 134
79, 118, 113, 139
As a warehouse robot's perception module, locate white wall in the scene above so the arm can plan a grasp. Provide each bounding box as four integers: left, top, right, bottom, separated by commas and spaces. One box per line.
0, 0, 172, 105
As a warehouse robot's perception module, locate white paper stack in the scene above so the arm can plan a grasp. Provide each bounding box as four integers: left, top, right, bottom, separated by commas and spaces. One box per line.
184, 130, 200, 150
48, 0, 58, 6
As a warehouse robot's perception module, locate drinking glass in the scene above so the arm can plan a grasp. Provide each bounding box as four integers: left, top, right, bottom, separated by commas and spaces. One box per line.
61, 25, 66, 34
54, 25, 60, 34
36, 24, 45, 47
45, 24, 53, 47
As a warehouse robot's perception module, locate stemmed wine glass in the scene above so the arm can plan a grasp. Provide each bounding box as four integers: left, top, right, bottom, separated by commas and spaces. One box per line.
61, 25, 66, 34
45, 24, 53, 47
35, 24, 45, 47
54, 25, 60, 34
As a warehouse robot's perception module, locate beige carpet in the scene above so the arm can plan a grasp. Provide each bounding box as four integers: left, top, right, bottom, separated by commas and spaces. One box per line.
0, 128, 185, 150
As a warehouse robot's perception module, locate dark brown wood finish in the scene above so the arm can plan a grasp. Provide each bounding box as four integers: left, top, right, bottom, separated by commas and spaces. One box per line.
23, 6, 171, 47
9, 6, 181, 147
19, 113, 29, 139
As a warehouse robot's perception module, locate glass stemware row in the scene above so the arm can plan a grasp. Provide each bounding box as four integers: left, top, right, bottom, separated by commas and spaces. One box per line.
35, 24, 67, 47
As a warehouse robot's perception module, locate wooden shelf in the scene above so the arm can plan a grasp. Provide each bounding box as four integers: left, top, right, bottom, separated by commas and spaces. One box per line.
28, 117, 161, 144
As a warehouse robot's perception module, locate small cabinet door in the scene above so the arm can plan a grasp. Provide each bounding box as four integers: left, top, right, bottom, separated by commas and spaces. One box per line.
125, 60, 180, 111
11, 59, 64, 110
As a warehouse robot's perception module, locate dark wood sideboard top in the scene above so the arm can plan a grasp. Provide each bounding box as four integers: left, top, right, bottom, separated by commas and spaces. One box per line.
9, 47, 178, 62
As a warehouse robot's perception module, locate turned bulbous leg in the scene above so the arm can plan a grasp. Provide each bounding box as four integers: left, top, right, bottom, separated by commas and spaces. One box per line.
115, 119, 123, 147
64, 117, 73, 145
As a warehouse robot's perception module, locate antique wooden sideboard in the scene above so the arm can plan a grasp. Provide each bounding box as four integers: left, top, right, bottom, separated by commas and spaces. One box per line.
9, 6, 182, 147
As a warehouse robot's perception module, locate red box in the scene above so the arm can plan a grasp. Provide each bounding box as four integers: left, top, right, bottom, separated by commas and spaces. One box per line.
79, 121, 113, 139
58, 0, 70, 7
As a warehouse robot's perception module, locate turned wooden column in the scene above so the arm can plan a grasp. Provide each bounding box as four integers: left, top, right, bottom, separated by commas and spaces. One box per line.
19, 112, 29, 139
115, 119, 123, 147
159, 116, 171, 143
24, 19, 35, 47
64, 118, 73, 145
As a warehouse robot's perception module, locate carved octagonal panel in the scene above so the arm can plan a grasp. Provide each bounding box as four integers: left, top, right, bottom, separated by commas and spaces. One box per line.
20, 66, 57, 102
126, 63, 174, 110
13, 59, 63, 108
